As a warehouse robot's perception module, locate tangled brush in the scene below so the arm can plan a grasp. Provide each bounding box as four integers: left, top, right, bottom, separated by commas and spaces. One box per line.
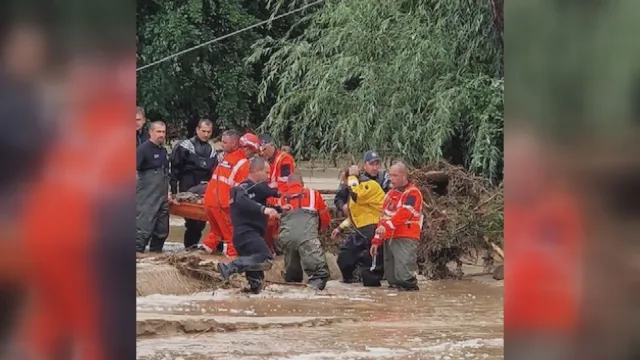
411, 162, 503, 279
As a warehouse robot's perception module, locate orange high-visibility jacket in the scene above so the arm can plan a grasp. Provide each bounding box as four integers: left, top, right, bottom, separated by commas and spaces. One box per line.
279, 183, 331, 232
373, 183, 424, 245
204, 148, 249, 208
268, 150, 295, 193
504, 192, 583, 333
20, 91, 133, 360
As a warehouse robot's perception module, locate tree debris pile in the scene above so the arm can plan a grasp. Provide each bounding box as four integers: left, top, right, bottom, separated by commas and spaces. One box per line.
158, 253, 245, 289
319, 162, 503, 280
412, 162, 503, 279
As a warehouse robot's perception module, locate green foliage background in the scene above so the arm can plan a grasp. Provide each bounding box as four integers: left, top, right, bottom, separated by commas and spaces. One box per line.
137, 0, 503, 180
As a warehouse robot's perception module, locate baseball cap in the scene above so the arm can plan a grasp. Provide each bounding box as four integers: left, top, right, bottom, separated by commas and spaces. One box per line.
259, 134, 273, 146
363, 150, 381, 163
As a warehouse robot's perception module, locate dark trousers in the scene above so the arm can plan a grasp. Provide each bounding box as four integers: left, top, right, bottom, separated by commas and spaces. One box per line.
229, 231, 274, 287
183, 219, 206, 248
336, 224, 384, 287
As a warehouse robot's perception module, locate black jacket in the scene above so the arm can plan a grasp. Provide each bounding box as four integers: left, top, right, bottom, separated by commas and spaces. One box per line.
334, 170, 391, 212
136, 140, 169, 172
229, 179, 280, 236
169, 137, 217, 193
136, 128, 149, 148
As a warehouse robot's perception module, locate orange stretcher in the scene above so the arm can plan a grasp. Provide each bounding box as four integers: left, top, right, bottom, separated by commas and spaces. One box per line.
169, 202, 208, 222
169, 190, 338, 223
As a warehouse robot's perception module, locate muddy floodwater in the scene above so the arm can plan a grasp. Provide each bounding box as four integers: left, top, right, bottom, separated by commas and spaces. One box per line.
137, 268, 503, 359
139, 173, 503, 359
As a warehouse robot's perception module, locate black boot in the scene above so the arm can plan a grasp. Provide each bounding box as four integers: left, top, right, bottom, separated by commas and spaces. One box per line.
308, 278, 327, 291
244, 278, 263, 294
398, 285, 419, 291
216, 262, 233, 282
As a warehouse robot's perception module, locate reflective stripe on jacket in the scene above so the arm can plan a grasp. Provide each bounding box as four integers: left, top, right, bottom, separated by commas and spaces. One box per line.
279, 184, 331, 242
204, 148, 249, 208
373, 183, 423, 245
268, 150, 295, 193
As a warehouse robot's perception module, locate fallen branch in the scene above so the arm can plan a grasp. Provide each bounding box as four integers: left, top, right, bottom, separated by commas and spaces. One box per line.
484, 237, 504, 259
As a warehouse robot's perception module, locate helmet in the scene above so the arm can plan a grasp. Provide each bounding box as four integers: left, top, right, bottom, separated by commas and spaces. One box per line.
239, 133, 261, 152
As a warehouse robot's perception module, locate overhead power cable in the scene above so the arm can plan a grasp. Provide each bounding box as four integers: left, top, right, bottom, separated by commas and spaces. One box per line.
136, 0, 324, 72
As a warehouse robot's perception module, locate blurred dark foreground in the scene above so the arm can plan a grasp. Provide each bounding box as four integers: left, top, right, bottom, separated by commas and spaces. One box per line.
0, 1, 135, 359
505, 0, 640, 359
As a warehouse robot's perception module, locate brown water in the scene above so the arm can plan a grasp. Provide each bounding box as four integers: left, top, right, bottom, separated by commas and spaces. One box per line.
136, 278, 503, 359
144, 173, 503, 359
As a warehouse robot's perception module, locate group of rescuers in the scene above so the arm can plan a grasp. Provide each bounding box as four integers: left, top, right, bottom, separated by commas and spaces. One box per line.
136, 107, 425, 294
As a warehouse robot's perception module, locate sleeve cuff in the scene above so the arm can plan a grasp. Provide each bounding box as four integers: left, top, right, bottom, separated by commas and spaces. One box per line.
385, 220, 395, 230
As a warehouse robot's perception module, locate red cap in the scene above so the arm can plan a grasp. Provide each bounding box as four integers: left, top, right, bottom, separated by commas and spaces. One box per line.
240, 133, 261, 151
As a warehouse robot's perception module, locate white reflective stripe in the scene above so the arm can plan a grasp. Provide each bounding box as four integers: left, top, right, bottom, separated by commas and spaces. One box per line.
308, 189, 316, 209
277, 176, 288, 182
229, 158, 248, 184
384, 209, 396, 216
401, 205, 421, 217
270, 152, 286, 183
211, 174, 234, 186
385, 220, 395, 229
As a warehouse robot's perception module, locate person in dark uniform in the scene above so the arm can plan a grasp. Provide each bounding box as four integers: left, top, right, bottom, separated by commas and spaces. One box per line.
169, 119, 217, 249
217, 157, 282, 294
136, 106, 149, 148
0, 19, 51, 356
136, 121, 171, 253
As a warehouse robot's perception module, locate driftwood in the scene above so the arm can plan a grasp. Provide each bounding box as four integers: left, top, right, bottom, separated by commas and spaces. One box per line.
485, 237, 504, 259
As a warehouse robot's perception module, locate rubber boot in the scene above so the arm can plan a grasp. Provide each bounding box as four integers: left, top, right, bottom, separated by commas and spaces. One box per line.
243, 278, 263, 294
216, 262, 235, 282
307, 278, 327, 291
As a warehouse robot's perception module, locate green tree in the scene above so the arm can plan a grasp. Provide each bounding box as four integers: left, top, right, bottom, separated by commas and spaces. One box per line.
137, 0, 299, 137
250, 0, 504, 180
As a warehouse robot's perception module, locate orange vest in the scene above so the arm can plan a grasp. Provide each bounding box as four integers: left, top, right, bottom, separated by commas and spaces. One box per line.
204, 148, 249, 208
280, 183, 331, 231
20, 90, 132, 360
268, 150, 295, 193
374, 183, 423, 245
504, 191, 582, 333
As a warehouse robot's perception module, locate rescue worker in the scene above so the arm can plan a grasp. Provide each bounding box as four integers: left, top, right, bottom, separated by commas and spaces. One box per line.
334, 151, 391, 216
217, 157, 282, 294
18, 51, 135, 360
369, 162, 423, 291
202, 130, 249, 256
331, 151, 388, 286
259, 134, 296, 251
136, 106, 149, 147
278, 173, 332, 290
504, 128, 583, 360
259, 133, 296, 193
136, 121, 171, 253
169, 119, 217, 249
240, 133, 262, 160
